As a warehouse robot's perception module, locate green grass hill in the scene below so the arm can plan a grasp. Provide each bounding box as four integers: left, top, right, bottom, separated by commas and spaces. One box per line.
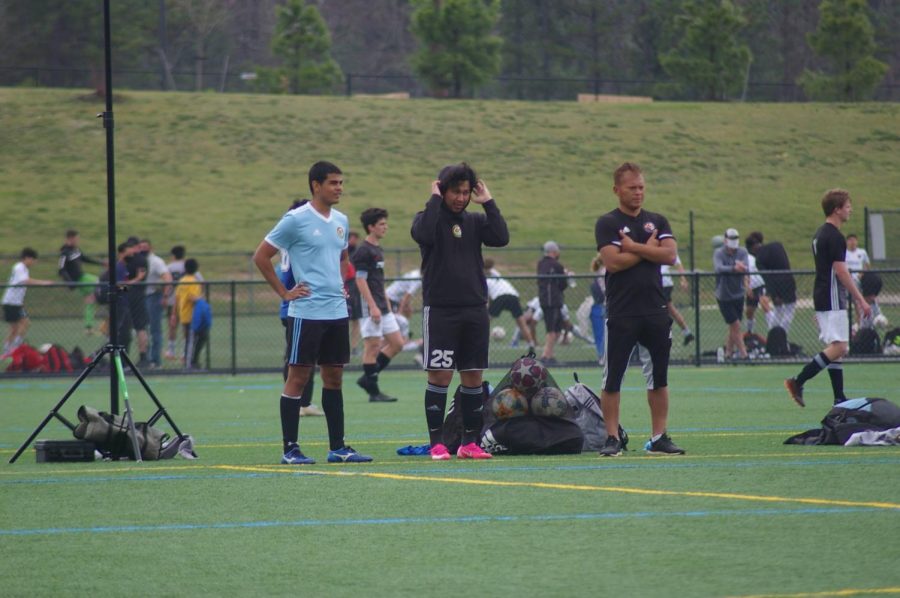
1, 88, 898, 278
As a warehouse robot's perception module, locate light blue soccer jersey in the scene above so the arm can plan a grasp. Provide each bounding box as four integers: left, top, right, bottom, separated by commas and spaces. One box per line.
265, 203, 350, 320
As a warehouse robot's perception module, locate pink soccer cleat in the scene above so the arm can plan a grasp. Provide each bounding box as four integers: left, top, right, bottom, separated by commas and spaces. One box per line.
456, 442, 492, 460
429, 443, 451, 461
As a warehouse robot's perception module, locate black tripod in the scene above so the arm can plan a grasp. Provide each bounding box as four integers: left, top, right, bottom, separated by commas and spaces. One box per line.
9, 0, 186, 463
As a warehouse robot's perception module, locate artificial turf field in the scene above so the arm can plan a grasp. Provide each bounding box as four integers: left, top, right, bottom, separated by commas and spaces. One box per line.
1, 364, 898, 597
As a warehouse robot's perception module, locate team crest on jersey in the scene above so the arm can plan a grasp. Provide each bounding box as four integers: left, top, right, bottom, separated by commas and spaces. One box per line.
336, 226, 345, 240
643, 222, 656, 234
452, 224, 462, 238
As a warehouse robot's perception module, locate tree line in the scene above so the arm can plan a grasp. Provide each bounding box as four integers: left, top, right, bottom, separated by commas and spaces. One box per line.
1, 0, 896, 101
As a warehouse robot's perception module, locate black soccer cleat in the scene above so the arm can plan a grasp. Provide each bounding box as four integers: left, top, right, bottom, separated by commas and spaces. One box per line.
599, 435, 623, 457
683, 332, 694, 346
369, 393, 398, 403
784, 377, 805, 407
645, 433, 685, 455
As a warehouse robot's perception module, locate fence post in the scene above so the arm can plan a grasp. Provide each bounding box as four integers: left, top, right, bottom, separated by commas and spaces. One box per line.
230, 281, 237, 375
205, 284, 212, 370
688, 209, 695, 271
693, 271, 701, 367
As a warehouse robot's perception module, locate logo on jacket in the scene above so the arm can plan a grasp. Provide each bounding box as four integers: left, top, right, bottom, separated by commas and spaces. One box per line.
643, 222, 656, 234
451, 224, 462, 238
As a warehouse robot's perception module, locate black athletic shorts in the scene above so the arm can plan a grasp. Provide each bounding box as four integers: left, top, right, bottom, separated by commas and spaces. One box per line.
128, 290, 149, 330
662, 287, 674, 303
541, 305, 564, 334
346, 280, 363, 320
285, 317, 350, 367
717, 298, 744, 324
488, 294, 524, 319
3, 304, 25, 323
422, 305, 489, 371
746, 286, 765, 308
602, 313, 672, 393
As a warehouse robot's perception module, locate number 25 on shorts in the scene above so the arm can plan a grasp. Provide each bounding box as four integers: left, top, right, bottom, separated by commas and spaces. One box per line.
428, 349, 454, 369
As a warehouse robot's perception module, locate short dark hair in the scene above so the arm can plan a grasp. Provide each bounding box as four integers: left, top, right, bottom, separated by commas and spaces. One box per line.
65, 229, 79, 239
171, 245, 186, 260
745, 231, 764, 251
118, 242, 129, 254
348, 230, 359, 240
847, 233, 858, 241
483, 258, 495, 270
821, 188, 851, 217
21, 247, 38, 259
613, 162, 642, 185
360, 207, 388, 234
438, 162, 477, 195
125, 236, 139, 248
290, 198, 310, 210
185, 258, 199, 274
308, 161, 342, 194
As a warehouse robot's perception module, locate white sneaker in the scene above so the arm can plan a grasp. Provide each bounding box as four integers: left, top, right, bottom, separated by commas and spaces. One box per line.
299, 404, 324, 417
716, 347, 725, 363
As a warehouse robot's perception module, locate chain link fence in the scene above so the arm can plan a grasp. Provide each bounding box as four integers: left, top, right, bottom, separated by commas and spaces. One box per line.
2, 270, 898, 378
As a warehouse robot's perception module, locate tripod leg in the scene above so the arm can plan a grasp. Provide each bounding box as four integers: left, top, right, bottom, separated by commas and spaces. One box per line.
8, 346, 111, 463
113, 351, 143, 463
120, 350, 186, 438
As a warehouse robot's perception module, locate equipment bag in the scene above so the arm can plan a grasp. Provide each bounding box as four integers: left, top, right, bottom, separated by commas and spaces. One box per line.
73, 405, 169, 460
785, 398, 900, 445
564, 373, 628, 452
850, 328, 881, 355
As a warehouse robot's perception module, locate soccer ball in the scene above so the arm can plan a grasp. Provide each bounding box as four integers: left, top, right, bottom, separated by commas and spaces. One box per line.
508, 356, 549, 396
529, 386, 569, 418
490, 325, 507, 340
491, 388, 529, 419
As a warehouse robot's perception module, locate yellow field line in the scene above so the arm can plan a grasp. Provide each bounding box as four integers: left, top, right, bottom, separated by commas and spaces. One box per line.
727, 587, 900, 597
212, 464, 900, 511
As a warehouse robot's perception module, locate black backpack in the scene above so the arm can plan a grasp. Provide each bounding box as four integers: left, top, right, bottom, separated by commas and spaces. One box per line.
766, 326, 789, 356
785, 398, 900, 445
850, 327, 881, 355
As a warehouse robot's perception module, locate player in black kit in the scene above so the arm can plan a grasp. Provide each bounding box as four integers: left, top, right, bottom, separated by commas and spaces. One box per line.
785, 189, 870, 407
594, 162, 685, 457
411, 163, 509, 460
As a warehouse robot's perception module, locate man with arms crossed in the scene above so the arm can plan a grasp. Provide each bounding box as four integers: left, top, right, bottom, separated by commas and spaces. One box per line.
594, 162, 685, 457
411, 163, 509, 461
785, 189, 871, 407
254, 161, 372, 465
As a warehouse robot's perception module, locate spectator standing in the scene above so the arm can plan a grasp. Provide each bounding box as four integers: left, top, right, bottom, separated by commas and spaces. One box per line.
844, 234, 870, 285
536, 241, 569, 365
588, 253, 606, 365
175, 258, 203, 369
746, 232, 797, 333
713, 228, 750, 360
124, 237, 149, 367
385, 268, 422, 318
140, 239, 172, 368
58, 229, 102, 334
785, 189, 871, 407
2, 248, 53, 353
165, 245, 186, 359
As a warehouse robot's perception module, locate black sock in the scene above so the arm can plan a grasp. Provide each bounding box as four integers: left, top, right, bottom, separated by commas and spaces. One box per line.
796, 352, 831, 386
827, 362, 845, 403
300, 373, 314, 408
425, 383, 449, 446
375, 351, 391, 372
363, 363, 380, 395
321, 388, 345, 451
280, 394, 302, 453
460, 385, 485, 445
